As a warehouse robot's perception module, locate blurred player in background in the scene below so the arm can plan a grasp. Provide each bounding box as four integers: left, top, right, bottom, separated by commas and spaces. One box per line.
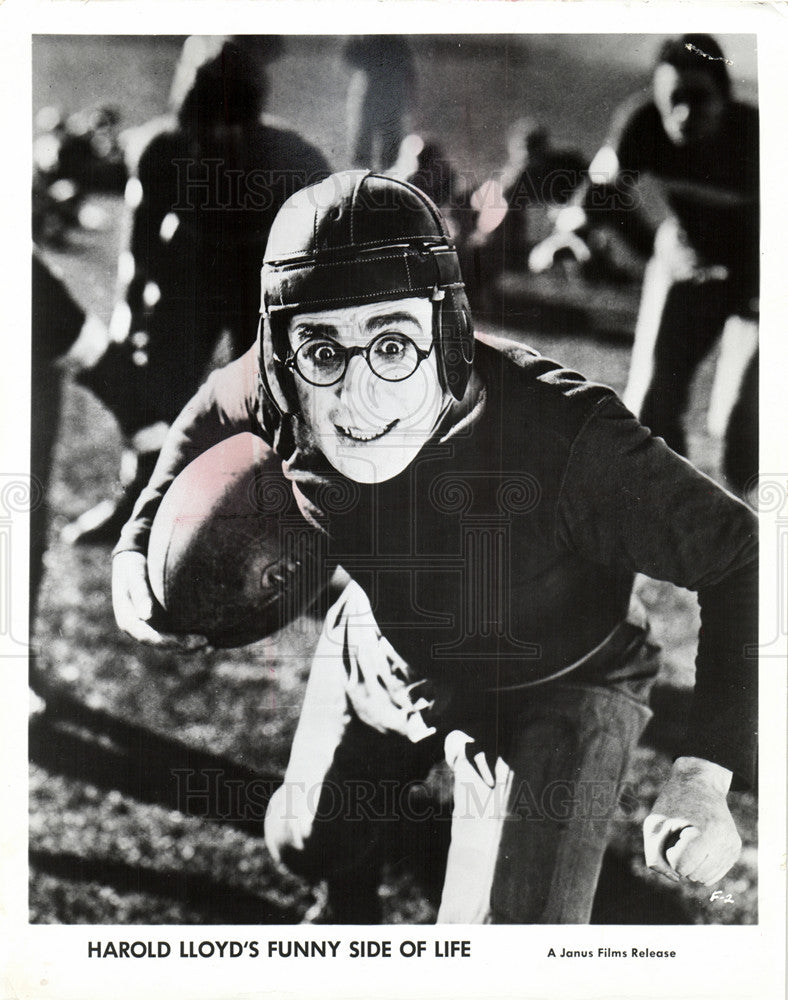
33, 105, 127, 247
31, 254, 108, 602
343, 36, 416, 171
65, 37, 330, 544
119, 34, 287, 171
30, 253, 107, 710
469, 118, 587, 287
530, 34, 759, 497
390, 132, 476, 249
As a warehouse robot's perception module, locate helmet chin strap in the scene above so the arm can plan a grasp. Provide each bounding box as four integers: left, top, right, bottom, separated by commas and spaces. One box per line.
431, 285, 450, 396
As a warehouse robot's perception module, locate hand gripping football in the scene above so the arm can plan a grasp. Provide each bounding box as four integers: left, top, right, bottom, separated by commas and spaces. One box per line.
147, 433, 323, 647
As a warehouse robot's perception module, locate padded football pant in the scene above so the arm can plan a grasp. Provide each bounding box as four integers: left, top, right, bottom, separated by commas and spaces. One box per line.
623, 257, 758, 496
265, 579, 658, 924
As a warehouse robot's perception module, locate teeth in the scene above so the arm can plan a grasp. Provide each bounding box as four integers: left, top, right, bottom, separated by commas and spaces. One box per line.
337, 422, 394, 442
344, 428, 384, 441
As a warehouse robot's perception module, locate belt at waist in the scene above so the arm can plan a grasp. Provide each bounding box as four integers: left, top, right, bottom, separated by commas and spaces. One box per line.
486, 596, 653, 694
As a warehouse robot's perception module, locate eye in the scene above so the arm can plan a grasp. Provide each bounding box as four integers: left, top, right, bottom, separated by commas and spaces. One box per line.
372, 334, 409, 358
302, 339, 341, 365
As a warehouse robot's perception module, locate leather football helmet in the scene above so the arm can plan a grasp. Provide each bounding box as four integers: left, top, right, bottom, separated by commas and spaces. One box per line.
258, 169, 474, 412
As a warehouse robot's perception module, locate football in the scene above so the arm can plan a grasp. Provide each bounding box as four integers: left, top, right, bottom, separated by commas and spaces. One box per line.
147, 433, 324, 647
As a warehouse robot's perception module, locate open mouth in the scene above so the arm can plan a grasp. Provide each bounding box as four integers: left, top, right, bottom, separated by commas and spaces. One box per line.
335, 419, 398, 443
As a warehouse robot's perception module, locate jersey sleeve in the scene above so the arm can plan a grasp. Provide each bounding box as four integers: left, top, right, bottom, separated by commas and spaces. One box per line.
113, 346, 275, 557
571, 99, 658, 257
556, 393, 758, 787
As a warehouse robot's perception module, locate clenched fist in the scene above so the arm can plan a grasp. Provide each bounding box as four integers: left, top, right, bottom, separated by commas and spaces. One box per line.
643, 756, 741, 886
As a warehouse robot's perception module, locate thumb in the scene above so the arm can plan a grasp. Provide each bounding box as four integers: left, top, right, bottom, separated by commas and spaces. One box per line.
644, 815, 692, 881
665, 825, 702, 874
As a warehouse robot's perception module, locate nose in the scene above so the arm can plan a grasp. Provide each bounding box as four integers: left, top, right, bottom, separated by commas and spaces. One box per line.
340, 351, 368, 392
338, 352, 383, 423
338, 351, 373, 404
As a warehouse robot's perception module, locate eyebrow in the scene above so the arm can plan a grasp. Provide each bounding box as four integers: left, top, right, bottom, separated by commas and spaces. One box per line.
291, 323, 340, 343
292, 311, 422, 343
366, 311, 422, 332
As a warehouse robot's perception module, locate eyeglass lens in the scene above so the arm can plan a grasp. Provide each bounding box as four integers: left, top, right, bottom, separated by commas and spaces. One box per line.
295, 333, 422, 385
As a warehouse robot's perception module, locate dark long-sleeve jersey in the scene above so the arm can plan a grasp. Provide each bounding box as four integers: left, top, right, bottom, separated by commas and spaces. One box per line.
115, 336, 758, 787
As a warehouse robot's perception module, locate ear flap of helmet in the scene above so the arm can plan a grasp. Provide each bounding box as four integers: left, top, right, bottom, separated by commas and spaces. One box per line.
435, 286, 474, 401
259, 313, 300, 415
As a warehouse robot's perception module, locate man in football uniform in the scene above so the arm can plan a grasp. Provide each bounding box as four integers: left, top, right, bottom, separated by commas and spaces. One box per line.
113, 170, 756, 923
529, 34, 759, 497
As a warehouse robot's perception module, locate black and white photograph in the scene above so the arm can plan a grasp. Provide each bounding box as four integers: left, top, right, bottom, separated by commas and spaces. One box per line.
2, 3, 786, 999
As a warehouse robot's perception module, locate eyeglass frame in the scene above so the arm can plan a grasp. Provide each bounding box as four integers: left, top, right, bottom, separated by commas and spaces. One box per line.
283, 332, 436, 388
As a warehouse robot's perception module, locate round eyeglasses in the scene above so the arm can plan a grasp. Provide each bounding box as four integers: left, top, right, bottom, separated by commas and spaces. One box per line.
285, 333, 435, 387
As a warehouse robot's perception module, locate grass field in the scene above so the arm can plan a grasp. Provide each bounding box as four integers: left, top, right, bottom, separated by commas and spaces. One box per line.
29, 35, 757, 926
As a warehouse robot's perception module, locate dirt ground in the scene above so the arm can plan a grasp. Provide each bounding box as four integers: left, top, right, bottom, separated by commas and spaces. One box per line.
29, 35, 757, 926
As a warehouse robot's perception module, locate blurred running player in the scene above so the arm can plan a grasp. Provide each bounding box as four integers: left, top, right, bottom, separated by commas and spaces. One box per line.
530, 35, 759, 496
65, 38, 329, 544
